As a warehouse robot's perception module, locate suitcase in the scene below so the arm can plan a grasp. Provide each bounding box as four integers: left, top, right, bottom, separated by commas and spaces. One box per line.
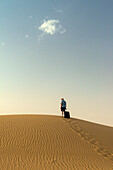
64, 111, 70, 118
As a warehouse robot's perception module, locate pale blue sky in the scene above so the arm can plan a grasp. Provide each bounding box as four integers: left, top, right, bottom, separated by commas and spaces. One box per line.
0, 0, 113, 126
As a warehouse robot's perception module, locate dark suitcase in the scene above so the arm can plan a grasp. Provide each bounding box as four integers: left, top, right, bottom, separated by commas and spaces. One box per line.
64, 111, 70, 118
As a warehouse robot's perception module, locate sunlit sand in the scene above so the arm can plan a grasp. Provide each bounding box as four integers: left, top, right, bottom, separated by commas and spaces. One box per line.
0, 115, 113, 169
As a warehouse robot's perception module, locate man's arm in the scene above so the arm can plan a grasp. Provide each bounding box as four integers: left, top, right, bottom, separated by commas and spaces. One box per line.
60, 102, 62, 109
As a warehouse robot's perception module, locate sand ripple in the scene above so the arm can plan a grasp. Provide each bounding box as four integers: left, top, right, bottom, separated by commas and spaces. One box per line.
0, 115, 113, 169
64, 118, 113, 161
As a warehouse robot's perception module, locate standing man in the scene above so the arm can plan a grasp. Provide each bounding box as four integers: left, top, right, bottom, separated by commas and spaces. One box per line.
60, 98, 66, 117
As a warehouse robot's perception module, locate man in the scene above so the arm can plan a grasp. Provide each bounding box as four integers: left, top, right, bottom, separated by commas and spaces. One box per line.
60, 98, 66, 117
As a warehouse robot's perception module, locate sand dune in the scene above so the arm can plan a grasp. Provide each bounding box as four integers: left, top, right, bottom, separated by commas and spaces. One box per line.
0, 115, 113, 169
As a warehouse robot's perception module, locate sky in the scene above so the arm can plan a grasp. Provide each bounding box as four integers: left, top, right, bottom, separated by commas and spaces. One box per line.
0, 0, 113, 126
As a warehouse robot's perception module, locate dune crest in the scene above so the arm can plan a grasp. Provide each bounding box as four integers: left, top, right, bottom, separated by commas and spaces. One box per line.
0, 115, 113, 169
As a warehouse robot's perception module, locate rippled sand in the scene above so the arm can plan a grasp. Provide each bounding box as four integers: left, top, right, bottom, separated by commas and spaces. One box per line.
0, 115, 113, 169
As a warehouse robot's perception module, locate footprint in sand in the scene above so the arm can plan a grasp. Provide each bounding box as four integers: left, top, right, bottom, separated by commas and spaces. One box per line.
64, 118, 113, 161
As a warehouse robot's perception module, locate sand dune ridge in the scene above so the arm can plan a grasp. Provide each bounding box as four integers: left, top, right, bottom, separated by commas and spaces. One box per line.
0, 115, 113, 169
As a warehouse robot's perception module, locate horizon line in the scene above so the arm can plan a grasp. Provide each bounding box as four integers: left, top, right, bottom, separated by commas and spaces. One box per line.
0, 113, 113, 128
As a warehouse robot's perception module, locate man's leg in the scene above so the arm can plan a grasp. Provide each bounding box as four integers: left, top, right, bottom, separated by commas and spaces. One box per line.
62, 111, 63, 117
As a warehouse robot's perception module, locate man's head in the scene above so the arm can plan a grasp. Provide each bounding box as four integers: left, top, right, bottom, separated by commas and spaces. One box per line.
61, 98, 64, 101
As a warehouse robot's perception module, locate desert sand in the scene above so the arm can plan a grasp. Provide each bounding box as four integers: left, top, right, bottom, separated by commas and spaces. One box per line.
0, 115, 113, 170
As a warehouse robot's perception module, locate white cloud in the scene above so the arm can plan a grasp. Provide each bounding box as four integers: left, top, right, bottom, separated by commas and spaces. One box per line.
29, 16, 33, 19
53, 7, 63, 13
1, 42, 5, 46
25, 34, 32, 40
38, 33, 44, 41
56, 9, 63, 13
38, 19, 66, 40
39, 19, 59, 35
25, 35, 29, 38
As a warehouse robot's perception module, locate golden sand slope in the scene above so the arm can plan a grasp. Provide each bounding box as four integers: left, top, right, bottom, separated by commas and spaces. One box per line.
0, 115, 113, 170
